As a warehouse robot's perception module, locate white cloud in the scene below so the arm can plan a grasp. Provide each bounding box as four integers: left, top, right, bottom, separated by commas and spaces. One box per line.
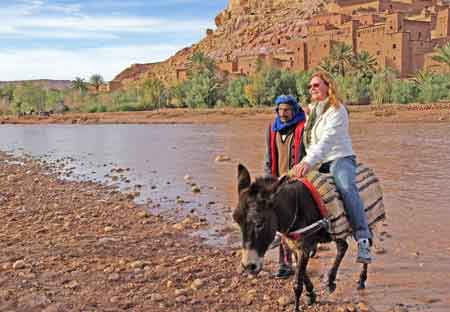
0, 44, 184, 81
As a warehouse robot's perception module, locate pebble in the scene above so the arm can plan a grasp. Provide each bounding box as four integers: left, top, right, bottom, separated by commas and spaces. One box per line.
104, 226, 114, 233
278, 295, 293, 306
191, 185, 201, 193
215, 155, 231, 162
12, 260, 26, 270
108, 273, 120, 281
191, 278, 204, 289
129, 261, 145, 269
150, 294, 164, 302
175, 295, 188, 303
357, 302, 369, 312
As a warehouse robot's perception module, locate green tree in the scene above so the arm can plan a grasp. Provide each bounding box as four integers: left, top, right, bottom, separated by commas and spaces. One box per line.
12, 82, 47, 113
329, 43, 354, 77
139, 78, 166, 109
225, 77, 250, 107
369, 67, 397, 105
184, 52, 221, 108
89, 74, 105, 92
353, 51, 378, 80
295, 71, 312, 105
414, 70, 450, 103
71, 77, 88, 95
391, 79, 419, 104
432, 42, 450, 71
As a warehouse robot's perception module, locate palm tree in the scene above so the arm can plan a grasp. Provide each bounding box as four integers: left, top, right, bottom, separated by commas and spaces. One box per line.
318, 57, 336, 76
71, 77, 87, 95
329, 43, 354, 77
89, 74, 105, 92
432, 42, 450, 70
353, 51, 378, 79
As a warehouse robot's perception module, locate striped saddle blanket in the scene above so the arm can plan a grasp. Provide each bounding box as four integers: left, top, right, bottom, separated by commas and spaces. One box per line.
304, 164, 386, 240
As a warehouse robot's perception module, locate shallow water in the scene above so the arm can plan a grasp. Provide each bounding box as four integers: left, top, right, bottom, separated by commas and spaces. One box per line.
1, 119, 450, 311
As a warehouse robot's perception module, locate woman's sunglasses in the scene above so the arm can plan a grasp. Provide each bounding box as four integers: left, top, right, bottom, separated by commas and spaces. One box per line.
308, 83, 320, 89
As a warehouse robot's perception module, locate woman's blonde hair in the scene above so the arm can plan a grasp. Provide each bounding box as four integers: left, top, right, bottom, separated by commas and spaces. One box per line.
311, 71, 341, 108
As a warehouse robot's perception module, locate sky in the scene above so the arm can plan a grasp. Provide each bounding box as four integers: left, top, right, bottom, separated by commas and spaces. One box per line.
0, 0, 229, 81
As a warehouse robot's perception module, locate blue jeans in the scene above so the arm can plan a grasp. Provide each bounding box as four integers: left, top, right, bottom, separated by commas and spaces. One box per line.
330, 156, 372, 240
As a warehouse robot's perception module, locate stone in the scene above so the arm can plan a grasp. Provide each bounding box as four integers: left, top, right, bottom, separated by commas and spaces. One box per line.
12, 260, 26, 270
108, 273, 120, 281
278, 295, 293, 306
357, 302, 370, 312
104, 226, 114, 232
150, 293, 164, 302
191, 185, 201, 193
191, 278, 204, 289
129, 261, 145, 269
215, 155, 231, 162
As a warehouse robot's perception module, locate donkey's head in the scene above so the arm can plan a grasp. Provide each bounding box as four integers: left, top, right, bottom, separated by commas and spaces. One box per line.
233, 164, 286, 275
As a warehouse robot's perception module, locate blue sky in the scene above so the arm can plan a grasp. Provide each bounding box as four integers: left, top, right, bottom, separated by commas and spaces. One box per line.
0, 0, 228, 81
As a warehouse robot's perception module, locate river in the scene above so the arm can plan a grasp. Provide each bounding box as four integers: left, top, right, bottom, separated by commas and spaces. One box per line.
1, 119, 450, 311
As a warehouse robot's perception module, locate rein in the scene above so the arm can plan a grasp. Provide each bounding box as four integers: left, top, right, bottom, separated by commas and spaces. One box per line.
276, 176, 330, 242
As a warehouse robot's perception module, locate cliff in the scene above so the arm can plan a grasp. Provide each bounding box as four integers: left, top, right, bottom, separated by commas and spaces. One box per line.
109, 0, 450, 89
110, 0, 329, 89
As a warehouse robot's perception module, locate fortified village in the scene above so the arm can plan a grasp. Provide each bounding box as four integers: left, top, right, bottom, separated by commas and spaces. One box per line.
103, 0, 450, 92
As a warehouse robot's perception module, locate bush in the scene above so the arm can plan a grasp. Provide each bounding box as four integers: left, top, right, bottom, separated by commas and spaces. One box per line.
225, 77, 250, 107
391, 80, 419, 104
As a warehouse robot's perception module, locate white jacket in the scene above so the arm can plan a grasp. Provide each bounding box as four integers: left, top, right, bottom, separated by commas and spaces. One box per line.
303, 102, 354, 167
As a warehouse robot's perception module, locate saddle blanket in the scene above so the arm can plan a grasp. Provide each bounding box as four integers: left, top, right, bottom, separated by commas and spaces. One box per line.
304, 164, 386, 240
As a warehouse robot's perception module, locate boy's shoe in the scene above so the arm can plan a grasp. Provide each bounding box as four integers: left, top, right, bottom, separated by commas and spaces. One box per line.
273, 265, 294, 279
356, 238, 372, 264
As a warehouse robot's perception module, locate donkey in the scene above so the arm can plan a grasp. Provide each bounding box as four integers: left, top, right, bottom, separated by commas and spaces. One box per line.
233, 164, 370, 312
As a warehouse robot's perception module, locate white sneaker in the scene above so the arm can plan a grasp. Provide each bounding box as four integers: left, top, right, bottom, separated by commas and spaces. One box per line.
357, 238, 372, 264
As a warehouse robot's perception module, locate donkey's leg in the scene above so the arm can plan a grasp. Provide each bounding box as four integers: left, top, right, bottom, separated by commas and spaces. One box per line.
357, 263, 368, 290
327, 239, 348, 293
293, 252, 310, 312
303, 273, 316, 306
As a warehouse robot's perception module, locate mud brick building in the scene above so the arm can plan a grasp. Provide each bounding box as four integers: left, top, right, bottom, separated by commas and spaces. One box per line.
107, 0, 450, 91
216, 0, 450, 78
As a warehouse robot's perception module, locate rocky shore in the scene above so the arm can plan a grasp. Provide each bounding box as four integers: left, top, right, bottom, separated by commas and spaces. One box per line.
0, 152, 387, 312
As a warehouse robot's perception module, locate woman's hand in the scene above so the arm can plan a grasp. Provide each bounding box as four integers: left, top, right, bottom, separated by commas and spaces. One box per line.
291, 161, 311, 177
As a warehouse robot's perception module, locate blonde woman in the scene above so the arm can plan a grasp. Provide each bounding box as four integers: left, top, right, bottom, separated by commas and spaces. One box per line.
291, 72, 372, 263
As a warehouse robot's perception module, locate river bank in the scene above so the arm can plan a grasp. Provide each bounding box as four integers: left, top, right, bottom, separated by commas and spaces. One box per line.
0, 152, 385, 312
1, 102, 450, 125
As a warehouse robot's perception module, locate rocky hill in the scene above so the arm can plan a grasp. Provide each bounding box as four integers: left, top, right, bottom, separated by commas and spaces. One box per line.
110, 0, 329, 89
0, 80, 72, 91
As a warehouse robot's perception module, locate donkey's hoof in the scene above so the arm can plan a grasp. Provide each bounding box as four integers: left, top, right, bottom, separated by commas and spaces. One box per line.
307, 292, 317, 305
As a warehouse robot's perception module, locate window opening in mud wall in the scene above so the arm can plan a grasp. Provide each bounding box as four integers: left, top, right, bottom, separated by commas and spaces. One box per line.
393, 44, 397, 49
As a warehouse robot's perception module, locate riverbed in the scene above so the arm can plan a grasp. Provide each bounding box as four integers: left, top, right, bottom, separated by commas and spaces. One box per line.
1, 114, 450, 311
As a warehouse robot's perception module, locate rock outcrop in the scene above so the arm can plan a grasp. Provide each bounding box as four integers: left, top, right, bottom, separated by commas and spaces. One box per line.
109, 0, 329, 90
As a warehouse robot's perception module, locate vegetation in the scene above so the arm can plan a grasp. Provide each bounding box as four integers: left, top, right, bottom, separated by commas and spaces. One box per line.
0, 48, 449, 115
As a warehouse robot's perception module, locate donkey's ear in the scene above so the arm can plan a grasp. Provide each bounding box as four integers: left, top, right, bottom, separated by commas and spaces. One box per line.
267, 175, 288, 194
237, 164, 251, 193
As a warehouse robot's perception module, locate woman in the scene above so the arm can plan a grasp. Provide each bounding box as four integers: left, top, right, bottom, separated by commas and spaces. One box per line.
291, 72, 372, 264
